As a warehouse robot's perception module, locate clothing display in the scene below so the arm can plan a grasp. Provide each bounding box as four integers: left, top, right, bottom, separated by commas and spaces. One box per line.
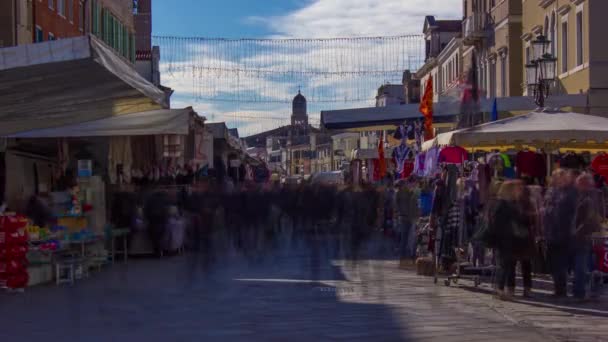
439, 146, 468, 164
392, 144, 411, 178
414, 153, 426, 177
516, 150, 546, 179
591, 153, 608, 181
423, 147, 440, 177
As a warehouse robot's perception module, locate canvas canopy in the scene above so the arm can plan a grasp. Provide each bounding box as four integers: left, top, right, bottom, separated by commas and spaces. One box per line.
422, 111, 608, 151
5, 108, 199, 138
0, 35, 167, 136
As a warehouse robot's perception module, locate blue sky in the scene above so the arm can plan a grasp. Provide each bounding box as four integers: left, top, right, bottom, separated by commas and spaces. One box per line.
152, 0, 303, 38
151, 0, 462, 136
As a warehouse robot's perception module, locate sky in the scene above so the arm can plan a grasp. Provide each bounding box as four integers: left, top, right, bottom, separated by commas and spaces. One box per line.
152, 0, 462, 136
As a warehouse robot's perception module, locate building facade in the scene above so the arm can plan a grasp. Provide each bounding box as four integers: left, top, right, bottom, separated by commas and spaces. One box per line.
417, 16, 464, 103
463, 0, 523, 99
133, 0, 151, 52
0, 0, 34, 47
2, 0, 136, 63
522, 0, 608, 114
34, 0, 84, 42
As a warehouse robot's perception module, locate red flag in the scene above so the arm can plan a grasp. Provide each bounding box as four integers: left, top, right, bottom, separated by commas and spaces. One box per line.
419, 76, 434, 141
377, 132, 387, 179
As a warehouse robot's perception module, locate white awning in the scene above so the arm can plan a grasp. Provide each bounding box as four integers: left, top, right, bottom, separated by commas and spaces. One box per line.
422, 110, 608, 151
6, 108, 200, 138
0, 35, 168, 136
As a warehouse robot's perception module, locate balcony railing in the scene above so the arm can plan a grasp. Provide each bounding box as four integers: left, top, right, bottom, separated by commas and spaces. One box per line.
463, 12, 492, 45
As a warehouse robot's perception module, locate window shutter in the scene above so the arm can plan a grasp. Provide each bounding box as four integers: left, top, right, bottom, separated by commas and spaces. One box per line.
130, 34, 136, 62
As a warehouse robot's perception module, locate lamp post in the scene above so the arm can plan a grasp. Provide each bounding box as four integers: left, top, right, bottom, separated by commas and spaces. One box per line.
525, 35, 557, 108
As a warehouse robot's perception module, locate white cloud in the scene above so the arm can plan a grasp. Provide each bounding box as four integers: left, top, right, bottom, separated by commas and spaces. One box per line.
160, 0, 463, 135
254, 0, 462, 38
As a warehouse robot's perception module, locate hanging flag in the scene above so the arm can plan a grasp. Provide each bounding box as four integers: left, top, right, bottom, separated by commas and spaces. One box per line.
491, 98, 498, 121
377, 132, 387, 179
419, 76, 434, 141
458, 52, 480, 128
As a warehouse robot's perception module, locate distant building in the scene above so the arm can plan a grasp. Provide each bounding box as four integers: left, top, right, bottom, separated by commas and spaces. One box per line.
375, 84, 405, 107
244, 91, 332, 176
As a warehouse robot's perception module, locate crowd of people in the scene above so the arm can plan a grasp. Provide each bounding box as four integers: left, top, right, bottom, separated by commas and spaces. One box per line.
110, 166, 604, 302
482, 169, 602, 301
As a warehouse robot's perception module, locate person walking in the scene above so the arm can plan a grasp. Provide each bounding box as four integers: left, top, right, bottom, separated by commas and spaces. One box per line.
572, 173, 602, 300
489, 180, 534, 300
544, 169, 578, 298
395, 180, 419, 266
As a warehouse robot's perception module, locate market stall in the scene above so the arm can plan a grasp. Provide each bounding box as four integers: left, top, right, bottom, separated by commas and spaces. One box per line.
414, 110, 608, 287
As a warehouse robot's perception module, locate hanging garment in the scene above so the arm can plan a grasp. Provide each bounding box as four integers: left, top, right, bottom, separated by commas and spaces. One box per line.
414, 152, 426, 177
398, 160, 415, 179
108, 136, 133, 184
393, 125, 404, 140
407, 123, 415, 140
423, 147, 440, 177
439, 146, 468, 164
591, 153, 608, 181
516, 150, 546, 178
392, 144, 410, 176
414, 120, 423, 152
440, 203, 460, 264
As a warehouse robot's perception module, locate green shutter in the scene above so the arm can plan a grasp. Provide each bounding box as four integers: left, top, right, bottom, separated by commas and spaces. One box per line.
123, 28, 129, 58
118, 24, 122, 54
130, 34, 135, 62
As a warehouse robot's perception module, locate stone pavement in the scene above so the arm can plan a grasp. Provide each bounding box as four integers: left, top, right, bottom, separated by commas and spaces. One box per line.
0, 235, 606, 341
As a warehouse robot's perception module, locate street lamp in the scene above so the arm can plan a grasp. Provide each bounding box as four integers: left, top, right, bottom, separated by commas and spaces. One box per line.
526, 35, 556, 108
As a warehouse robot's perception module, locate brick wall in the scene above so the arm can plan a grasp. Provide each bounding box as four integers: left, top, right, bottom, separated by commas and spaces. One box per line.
134, 0, 151, 51
35, 0, 83, 41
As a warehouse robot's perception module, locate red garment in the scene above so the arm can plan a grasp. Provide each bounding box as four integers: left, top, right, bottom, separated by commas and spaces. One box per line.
438, 146, 468, 164
395, 160, 414, 179
516, 151, 546, 178
377, 133, 387, 179
591, 154, 608, 181
594, 244, 608, 273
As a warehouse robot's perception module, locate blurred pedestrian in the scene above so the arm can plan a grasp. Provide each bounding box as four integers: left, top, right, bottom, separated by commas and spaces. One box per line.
490, 180, 533, 300
572, 173, 602, 300
544, 169, 578, 298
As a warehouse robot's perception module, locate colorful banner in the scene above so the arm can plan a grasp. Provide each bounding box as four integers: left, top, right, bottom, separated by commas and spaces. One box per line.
419, 76, 434, 141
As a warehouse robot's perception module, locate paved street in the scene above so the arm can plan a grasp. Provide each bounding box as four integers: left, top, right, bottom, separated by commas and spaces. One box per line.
1, 234, 607, 342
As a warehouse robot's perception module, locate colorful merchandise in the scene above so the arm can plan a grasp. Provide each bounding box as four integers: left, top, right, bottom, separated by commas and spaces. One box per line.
0, 215, 29, 289
439, 146, 468, 164
591, 153, 608, 182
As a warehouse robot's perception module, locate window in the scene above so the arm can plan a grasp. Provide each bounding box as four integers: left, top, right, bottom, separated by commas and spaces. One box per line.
550, 12, 556, 56
525, 45, 530, 64
79, 2, 84, 31
48, 0, 53, 9
35, 26, 44, 42
57, 0, 64, 17
500, 56, 507, 97
561, 21, 568, 73
489, 59, 497, 98
576, 11, 583, 67
48, 32, 55, 41
68, 0, 73, 22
